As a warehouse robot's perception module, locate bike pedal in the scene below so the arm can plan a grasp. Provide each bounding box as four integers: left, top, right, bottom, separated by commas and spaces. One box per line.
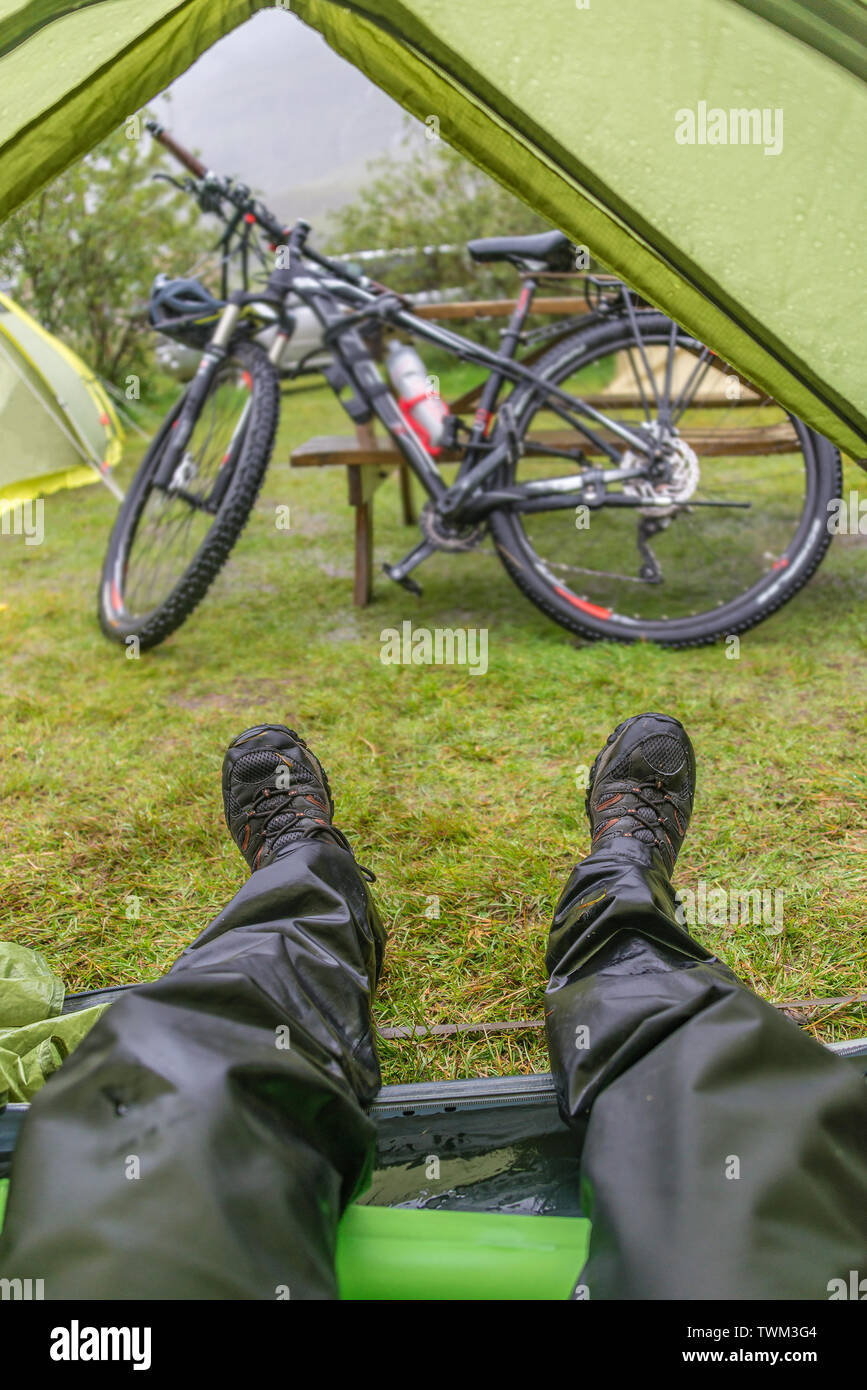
382, 562, 423, 597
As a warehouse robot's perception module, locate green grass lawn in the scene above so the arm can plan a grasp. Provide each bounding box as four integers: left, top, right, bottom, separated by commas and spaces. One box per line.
1, 368, 866, 1082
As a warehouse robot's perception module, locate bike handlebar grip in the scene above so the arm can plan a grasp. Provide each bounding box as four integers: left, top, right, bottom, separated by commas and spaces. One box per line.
147, 121, 207, 179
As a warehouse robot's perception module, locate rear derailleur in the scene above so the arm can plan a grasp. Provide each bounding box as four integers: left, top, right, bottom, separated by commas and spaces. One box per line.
636, 513, 671, 583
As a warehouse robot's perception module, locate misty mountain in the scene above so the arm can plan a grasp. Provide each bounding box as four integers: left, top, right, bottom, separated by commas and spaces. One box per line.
153, 8, 411, 227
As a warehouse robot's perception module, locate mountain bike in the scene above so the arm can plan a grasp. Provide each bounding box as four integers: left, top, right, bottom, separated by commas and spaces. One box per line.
99, 128, 841, 650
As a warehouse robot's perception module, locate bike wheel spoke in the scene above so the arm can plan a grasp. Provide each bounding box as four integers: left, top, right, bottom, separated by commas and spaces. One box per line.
670, 347, 714, 423
659, 318, 679, 425
625, 345, 654, 421
621, 294, 662, 414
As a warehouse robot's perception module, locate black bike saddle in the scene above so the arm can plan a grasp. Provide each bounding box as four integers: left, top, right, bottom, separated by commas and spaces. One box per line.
466, 230, 573, 271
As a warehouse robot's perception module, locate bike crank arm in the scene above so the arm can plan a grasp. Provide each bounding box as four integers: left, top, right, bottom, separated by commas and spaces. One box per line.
382, 539, 437, 596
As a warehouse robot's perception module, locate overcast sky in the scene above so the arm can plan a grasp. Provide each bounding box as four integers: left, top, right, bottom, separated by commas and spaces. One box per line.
153, 8, 410, 224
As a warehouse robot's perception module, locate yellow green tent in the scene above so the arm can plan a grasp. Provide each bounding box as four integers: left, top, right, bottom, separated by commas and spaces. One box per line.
0, 292, 123, 515
0, 0, 865, 460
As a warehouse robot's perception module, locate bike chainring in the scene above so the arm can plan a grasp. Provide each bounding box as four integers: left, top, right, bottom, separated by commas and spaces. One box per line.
420, 501, 486, 552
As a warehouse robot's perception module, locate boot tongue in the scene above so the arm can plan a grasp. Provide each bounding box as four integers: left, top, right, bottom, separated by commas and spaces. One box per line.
248, 758, 325, 856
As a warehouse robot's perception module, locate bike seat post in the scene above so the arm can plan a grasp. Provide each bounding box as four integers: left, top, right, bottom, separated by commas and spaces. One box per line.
440, 279, 537, 517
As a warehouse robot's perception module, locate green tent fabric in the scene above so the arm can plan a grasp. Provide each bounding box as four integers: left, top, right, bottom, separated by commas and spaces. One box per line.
0, 942, 109, 1104
0, 293, 123, 513
0, 1, 865, 460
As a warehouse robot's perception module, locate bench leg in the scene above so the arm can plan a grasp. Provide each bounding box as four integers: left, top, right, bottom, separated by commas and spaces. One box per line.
353, 497, 373, 607
348, 465, 384, 607
352, 418, 415, 528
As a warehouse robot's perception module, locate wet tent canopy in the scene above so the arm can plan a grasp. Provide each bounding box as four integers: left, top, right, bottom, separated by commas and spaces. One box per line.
0, 0, 865, 459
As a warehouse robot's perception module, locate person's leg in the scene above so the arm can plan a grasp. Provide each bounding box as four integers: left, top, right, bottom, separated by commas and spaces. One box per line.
546, 714, 867, 1301
0, 725, 386, 1300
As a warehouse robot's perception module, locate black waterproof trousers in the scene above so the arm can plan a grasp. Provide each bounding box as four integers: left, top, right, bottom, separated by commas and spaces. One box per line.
1, 835, 864, 1299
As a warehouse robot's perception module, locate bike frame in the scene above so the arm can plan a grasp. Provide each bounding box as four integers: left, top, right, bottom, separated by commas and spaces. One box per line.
283, 262, 661, 525
152, 194, 679, 539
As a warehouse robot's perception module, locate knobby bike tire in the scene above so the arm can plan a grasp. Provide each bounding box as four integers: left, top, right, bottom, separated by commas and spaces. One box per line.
99, 340, 280, 650
487, 315, 841, 647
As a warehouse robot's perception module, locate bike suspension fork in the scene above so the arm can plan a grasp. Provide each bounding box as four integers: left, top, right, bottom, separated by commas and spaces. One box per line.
151, 302, 242, 490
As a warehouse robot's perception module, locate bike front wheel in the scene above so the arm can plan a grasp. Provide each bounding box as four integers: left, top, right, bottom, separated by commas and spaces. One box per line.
99, 340, 279, 650
488, 313, 841, 647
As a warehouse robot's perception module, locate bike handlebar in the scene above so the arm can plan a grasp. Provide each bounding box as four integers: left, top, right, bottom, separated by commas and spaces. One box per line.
146, 122, 375, 294
146, 120, 207, 179
148, 119, 286, 241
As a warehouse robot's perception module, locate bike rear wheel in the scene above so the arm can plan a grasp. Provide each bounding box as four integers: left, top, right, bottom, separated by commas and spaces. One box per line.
488, 313, 841, 646
99, 340, 279, 649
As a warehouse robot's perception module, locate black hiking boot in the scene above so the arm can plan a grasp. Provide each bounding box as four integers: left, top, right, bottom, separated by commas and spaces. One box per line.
222, 723, 373, 877
585, 713, 695, 873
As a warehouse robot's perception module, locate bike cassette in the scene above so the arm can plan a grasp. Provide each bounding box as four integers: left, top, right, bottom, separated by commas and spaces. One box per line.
419, 501, 485, 552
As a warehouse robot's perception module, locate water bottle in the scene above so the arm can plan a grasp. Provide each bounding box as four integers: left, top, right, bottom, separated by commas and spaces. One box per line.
385, 341, 449, 454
